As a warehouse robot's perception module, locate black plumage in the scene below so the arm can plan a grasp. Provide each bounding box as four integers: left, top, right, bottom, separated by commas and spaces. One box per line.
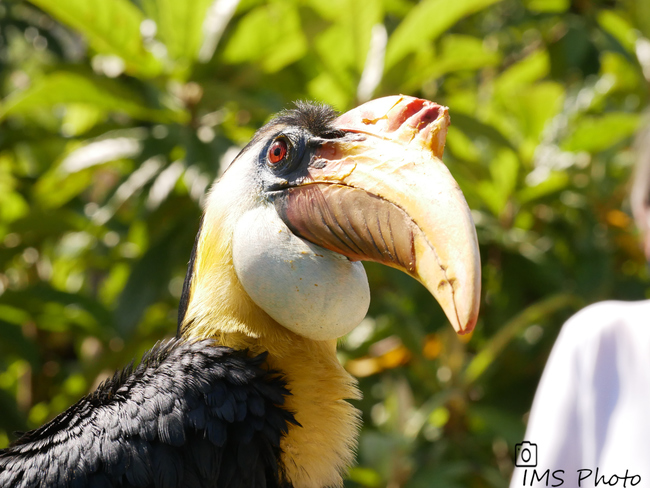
0, 339, 296, 488
271, 102, 342, 139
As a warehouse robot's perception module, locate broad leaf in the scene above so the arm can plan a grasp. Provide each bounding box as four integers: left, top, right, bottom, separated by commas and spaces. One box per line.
562, 113, 640, 153
307, 72, 352, 110
476, 148, 519, 217
525, 0, 569, 13
385, 0, 502, 69
0, 72, 184, 123
494, 50, 550, 96
314, 0, 383, 74
597, 10, 638, 53
507, 81, 565, 142
28, 0, 162, 78
222, 3, 307, 72
518, 171, 570, 204
142, 0, 213, 63
430, 35, 501, 77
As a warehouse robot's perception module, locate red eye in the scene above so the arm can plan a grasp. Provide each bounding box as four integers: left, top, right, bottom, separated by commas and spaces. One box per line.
268, 139, 288, 164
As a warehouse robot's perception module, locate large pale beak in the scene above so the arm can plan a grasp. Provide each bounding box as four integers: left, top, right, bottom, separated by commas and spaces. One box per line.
275, 96, 481, 334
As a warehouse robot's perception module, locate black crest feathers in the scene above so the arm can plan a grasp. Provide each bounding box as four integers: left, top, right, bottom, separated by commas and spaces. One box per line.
271, 101, 342, 139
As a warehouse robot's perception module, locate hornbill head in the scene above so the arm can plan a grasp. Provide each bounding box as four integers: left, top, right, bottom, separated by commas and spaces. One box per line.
181, 95, 480, 342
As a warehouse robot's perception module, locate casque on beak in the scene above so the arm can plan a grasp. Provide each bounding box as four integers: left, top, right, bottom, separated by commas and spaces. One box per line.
275, 95, 481, 334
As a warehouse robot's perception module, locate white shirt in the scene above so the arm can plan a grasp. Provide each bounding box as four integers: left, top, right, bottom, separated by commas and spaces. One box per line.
510, 300, 650, 488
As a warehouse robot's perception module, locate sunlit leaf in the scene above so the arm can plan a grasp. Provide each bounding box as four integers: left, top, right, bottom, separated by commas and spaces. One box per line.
494, 50, 550, 96
27, 0, 162, 77
347, 467, 383, 488
562, 113, 640, 153
0, 305, 32, 325
451, 113, 516, 150
517, 171, 570, 204
601, 52, 641, 92
476, 148, 519, 216
306, 0, 348, 20
142, 0, 213, 63
385, 0, 502, 69
1, 286, 113, 336
222, 3, 307, 72
0, 72, 184, 123
525, 0, 568, 13
307, 72, 351, 111
33, 136, 142, 209
597, 10, 638, 53
508, 81, 565, 141
61, 104, 105, 136
0, 191, 29, 224
314, 0, 382, 75
446, 126, 481, 164
429, 35, 501, 78
33, 169, 93, 209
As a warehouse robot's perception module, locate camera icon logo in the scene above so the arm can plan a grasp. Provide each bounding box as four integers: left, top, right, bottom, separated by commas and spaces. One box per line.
515, 441, 537, 467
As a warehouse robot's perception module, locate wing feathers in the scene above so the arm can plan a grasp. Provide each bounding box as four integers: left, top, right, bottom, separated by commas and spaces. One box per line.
0, 338, 295, 488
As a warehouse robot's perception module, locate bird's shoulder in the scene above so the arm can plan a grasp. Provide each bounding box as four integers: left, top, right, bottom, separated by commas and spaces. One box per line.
0, 338, 296, 488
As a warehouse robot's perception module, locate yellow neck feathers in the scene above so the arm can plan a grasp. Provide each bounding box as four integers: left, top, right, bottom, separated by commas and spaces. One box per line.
180, 205, 361, 488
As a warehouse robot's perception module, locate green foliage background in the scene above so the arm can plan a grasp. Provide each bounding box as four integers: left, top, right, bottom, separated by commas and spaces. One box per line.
0, 0, 649, 486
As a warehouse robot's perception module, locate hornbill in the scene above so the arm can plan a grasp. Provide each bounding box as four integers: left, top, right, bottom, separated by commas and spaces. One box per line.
0, 95, 481, 488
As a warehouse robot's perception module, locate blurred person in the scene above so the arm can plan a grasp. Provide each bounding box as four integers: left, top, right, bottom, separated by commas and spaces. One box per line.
509, 125, 650, 488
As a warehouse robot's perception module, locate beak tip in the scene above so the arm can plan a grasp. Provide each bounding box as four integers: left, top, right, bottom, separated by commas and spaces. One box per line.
456, 315, 478, 335
321, 95, 481, 337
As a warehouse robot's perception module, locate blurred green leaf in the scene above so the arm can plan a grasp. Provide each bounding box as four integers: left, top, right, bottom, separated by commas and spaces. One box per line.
468, 405, 525, 445
347, 467, 383, 488
562, 113, 640, 153
402, 34, 502, 91
451, 113, 516, 151
446, 125, 481, 164
508, 81, 565, 156
432, 35, 501, 76
494, 50, 550, 97
61, 104, 106, 136
33, 166, 94, 209
308, 72, 351, 110
476, 148, 519, 216
142, 0, 213, 64
517, 171, 570, 204
114, 223, 189, 337
0, 319, 38, 364
27, 0, 162, 77
0, 192, 29, 225
314, 0, 382, 75
464, 294, 579, 384
0, 305, 32, 325
0, 155, 29, 224
601, 52, 641, 93
0, 72, 184, 123
525, 0, 569, 13
408, 461, 474, 488
2, 286, 114, 336
597, 10, 638, 53
222, 3, 307, 72
385, 0, 502, 69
